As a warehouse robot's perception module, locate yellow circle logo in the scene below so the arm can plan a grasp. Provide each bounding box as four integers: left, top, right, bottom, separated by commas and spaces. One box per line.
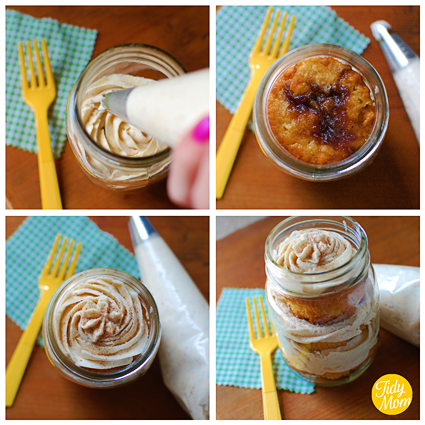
372, 374, 412, 415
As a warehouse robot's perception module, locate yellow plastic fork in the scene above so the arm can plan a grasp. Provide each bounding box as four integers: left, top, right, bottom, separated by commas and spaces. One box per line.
6, 235, 82, 407
216, 8, 296, 199
246, 296, 281, 420
18, 39, 62, 209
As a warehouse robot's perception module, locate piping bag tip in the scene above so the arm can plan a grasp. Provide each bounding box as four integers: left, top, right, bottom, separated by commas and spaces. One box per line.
128, 217, 157, 247
101, 88, 132, 121
370, 20, 392, 41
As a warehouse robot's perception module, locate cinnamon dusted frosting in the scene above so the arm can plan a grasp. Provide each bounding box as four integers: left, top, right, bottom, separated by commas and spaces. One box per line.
273, 229, 356, 273
53, 277, 149, 370
81, 74, 167, 158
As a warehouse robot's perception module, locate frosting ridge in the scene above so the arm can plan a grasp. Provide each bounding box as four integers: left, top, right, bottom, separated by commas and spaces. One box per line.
274, 229, 356, 273
54, 277, 149, 370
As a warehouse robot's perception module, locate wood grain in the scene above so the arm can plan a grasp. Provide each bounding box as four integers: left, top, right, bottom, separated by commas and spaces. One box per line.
6, 6, 209, 209
216, 6, 419, 209
6, 216, 209, 419
216, 216, 419, 420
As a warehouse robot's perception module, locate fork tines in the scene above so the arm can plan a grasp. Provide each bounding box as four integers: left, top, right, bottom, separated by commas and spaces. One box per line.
18, 39, 54, 89
42, 234, 82, 280
253, 7, 296, 58
246, 295, 275, 339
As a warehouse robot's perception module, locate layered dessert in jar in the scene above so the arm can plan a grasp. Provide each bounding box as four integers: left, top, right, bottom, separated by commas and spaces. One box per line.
265, 221, 379, 385
43, 269, 161, 387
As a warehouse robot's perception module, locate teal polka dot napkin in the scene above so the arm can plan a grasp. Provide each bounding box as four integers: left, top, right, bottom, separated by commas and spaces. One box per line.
6, 9, 97, 158
6, 217, 139, 346
217, 6, 370, 121
217, 288, 315, 394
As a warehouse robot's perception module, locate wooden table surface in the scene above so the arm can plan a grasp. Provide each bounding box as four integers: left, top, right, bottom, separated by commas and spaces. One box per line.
6, 6, 209, 209
6, 216, 209, 420
216, 6, 420, 209
216, 216, 419, 420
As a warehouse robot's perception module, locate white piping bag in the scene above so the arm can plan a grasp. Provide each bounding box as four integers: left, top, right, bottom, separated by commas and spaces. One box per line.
129, 217, 209, 419
375, 264, 420, 347
371, 21, 420, 143
102, 69, 209, 148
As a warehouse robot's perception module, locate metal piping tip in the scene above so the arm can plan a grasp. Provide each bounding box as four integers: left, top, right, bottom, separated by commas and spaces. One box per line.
370, 20, 417, 71
101, 88, 133, 122
370, 20, 391, 41
128, 217, 157, 247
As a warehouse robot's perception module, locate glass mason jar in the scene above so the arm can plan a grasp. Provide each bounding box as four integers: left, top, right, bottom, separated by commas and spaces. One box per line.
253, 44, 389, 181
66, 44, 186, 191
43, 268, 161, 388
265, 217, 379, 386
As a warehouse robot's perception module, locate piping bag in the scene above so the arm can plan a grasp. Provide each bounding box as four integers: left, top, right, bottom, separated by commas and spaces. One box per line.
102, 69, 209, 148
371, 21, 419, 143
128, 217, 209, 420
375, 264, 419, 347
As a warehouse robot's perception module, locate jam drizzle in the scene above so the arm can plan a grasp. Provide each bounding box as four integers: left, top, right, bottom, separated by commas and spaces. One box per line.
284, 79, 357, 151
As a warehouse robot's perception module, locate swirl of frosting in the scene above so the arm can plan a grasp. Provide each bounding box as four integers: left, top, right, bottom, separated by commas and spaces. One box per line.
274, 229, 356, 273
54, 277, 149, 370
81, 74, 167, 158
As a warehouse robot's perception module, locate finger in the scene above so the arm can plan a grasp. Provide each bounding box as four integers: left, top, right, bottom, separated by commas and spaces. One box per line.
167, 135, 206, 208
189, 145, 209, 209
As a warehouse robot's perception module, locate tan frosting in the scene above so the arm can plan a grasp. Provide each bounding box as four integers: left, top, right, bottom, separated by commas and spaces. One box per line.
81, 74, 167, 158
281, 324, 375, 375
274, 229, 356, 273
54, 277, 149, 369
267, 279, 378, 376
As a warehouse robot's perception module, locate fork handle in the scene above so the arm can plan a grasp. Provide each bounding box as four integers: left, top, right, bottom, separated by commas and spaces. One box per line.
216, 78, 258, 199
35, 111, 62, 209
260, 353, 282, 420
6, 294, 50, 407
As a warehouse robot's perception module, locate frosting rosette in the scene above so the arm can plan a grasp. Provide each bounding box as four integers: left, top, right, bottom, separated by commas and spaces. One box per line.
53, 277, 149, 370
81, 74, 167, 158
273, 229, 356, 273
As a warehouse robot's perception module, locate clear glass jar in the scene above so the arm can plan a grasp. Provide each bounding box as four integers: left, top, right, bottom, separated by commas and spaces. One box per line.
253, 44, 389, 181
42, 268, 161, 388
265, 216, 379, 386
66, 44, 186, 191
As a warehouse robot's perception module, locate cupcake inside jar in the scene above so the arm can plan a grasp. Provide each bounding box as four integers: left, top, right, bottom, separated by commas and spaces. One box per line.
265, 220, 379, 385
266, 56, 376, 165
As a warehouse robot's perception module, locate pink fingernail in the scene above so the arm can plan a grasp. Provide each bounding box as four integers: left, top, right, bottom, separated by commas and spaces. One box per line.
192, 116, 210, 143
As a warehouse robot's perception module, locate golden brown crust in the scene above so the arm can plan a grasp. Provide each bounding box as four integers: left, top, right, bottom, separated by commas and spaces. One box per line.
267, 56, 375, 165
275, 280, 366, 325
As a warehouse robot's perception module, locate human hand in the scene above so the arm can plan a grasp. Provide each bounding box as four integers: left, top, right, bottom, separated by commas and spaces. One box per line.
167, 117, 209, 209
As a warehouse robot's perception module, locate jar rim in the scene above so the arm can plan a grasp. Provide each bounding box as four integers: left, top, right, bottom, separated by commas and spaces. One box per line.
265, 216, 369, 285
70, 43, 186, 166
44, 268, 161, 384
253, 43, 389, 181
